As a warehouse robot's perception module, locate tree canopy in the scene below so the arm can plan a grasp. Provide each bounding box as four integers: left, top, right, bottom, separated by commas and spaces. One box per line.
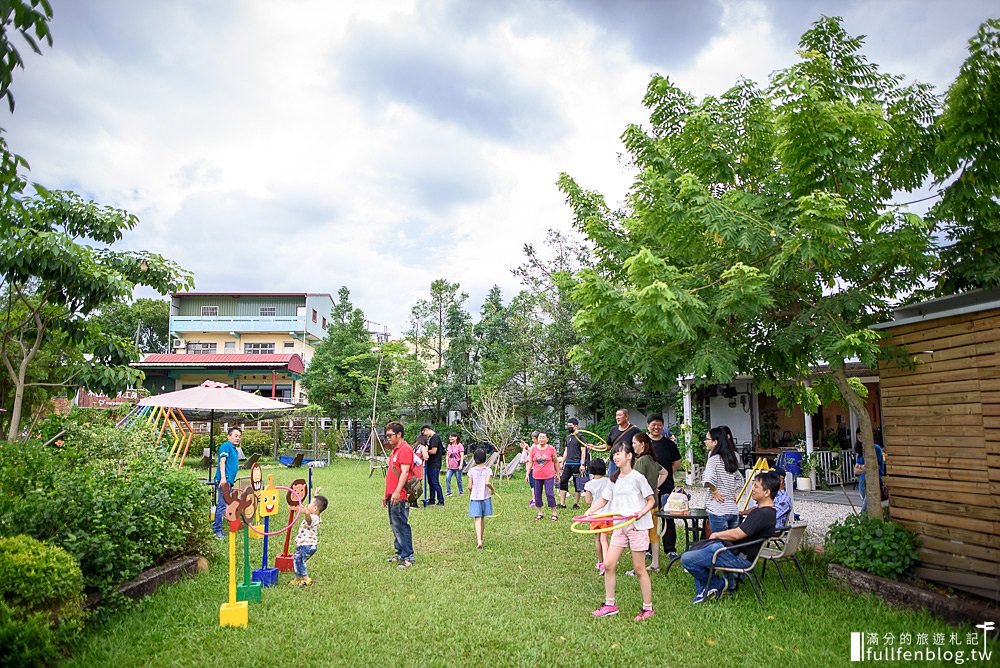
560, 15, 1000, 516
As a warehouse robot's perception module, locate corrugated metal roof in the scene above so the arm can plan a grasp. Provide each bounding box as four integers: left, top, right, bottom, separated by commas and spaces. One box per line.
132, 354, 305, 374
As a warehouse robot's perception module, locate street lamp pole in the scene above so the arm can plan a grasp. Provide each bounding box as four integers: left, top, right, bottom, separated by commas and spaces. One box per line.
369, 346, 387, 478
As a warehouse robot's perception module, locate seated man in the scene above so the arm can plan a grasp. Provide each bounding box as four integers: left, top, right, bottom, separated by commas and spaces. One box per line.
680, 471, 780, 603
772, 466, 792, 529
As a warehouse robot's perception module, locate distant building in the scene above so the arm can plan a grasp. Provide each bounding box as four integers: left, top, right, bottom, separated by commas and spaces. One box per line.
132, 292, 334, 404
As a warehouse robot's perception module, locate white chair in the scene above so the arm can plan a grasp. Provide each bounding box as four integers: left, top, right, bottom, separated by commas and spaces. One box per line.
759, 522, 809, 591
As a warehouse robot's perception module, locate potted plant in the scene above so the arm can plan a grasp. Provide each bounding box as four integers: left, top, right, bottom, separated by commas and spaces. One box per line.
796, 453, 820, 491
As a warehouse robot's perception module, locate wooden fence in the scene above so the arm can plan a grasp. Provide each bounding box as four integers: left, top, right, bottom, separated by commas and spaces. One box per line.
878, 307, 1000, 601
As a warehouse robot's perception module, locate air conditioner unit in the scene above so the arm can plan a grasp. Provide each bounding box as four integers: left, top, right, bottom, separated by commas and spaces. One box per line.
173, 339, 186, 349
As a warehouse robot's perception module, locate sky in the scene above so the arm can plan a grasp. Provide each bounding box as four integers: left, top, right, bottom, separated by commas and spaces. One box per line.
5, 0, 996, 336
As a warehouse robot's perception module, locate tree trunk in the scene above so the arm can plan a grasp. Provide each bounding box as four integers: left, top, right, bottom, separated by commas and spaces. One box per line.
830, 366, 882, 519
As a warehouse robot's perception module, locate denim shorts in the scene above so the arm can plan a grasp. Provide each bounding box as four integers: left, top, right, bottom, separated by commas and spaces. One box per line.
468, 498, 494, 517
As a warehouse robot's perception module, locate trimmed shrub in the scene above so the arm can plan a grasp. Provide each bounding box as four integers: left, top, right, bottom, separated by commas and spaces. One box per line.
0, 535, 85, 628
0, 602, 60, 668
239, 428, 275, 457
826, 513, 920, 580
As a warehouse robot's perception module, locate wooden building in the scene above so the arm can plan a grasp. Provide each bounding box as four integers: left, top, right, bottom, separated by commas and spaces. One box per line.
873, 287, 1000, 601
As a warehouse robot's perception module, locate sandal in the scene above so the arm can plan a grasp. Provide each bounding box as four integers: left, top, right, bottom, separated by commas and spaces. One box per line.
551, 514, 558, 521
535, 513, 543, 520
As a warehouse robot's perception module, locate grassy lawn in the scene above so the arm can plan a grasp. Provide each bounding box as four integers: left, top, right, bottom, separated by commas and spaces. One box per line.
64, 461, 991, 667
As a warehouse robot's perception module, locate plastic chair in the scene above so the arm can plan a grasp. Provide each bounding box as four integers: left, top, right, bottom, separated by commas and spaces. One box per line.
705, 537, 768, 607
759, 522, 809, 591
242, 453, 260, 469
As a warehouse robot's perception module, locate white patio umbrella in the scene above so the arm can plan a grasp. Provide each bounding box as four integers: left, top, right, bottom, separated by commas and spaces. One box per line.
139, 380, 294, 480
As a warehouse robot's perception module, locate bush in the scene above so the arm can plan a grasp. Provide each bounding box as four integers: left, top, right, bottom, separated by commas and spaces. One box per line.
825, 513, 920, 579
0, 535, 85, 628
0, 440, 211, 598
0, 535, 85, 667
239, 428, 275, 458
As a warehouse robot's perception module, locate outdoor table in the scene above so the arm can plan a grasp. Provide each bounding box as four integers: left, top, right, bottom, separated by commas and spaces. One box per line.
658, 508, 710, 574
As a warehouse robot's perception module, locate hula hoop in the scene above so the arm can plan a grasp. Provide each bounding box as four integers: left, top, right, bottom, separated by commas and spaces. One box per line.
573, 429, 610, 452
571, 512, 640, 524
485, 489, 504, 518
570, 512, 641, 534
247, 486, 303, 537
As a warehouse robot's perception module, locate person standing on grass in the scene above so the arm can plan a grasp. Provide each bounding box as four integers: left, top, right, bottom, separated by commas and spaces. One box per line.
212, 426, 242, 539
445, 432, 465, 497
628, 432, 665, 575
583, 458, 610, 575
526, 431, 559, 521
384, 422, 416, 569
288, 495, 328, 587
467, 448, 495, 549
681, 472, 778, 603
606, 409, 641, 478
411, 433, 426, 509
585, 441, 657, 621
422, 425, 445, 506
648, 414, 682, 560
703, 426, 744, 533
558, 417, 590, 509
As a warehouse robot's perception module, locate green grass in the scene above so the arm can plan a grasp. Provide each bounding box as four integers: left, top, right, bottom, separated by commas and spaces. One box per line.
63, 462, 994, 667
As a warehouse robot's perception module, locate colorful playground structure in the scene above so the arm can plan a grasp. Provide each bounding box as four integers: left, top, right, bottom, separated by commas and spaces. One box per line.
117, 404, 194, 467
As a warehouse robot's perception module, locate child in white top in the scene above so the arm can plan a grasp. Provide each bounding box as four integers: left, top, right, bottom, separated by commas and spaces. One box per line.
290, 495, 328, 587
585, 442, 656, 621
583, 458, 610, 575
467, 448, 495, 550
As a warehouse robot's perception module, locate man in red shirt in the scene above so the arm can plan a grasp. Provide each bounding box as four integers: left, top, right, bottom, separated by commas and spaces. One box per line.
383, 421, 415, 568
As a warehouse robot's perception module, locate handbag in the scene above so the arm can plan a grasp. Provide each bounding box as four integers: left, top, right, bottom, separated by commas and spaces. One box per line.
392, 460, 423, 503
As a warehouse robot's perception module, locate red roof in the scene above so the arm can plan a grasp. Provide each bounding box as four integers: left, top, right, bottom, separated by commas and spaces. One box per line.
133, 354, 305, 374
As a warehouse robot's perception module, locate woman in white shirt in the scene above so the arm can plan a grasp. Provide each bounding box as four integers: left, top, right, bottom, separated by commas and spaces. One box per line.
702, 426, 744, 534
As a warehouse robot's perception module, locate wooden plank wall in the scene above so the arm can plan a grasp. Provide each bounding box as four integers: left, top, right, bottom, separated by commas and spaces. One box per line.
879, 308, 1000, 601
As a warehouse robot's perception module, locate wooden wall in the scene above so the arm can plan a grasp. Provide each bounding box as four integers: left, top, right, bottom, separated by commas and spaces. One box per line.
879, 307, 1000, 601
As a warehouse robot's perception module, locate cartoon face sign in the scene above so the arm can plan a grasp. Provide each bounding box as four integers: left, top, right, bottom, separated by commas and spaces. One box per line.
250, 463, 263, 492
239, 487, 258, 525
222, 484, 242, 526
258, 475, 280, 517
287, 478, 307, 507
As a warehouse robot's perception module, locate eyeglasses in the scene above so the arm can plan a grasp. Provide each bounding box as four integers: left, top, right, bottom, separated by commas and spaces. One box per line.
384, 433, 399, 439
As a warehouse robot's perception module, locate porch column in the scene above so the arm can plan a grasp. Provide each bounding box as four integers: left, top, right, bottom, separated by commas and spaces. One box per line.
683, 381, 695, 485
804, 381, 815, 487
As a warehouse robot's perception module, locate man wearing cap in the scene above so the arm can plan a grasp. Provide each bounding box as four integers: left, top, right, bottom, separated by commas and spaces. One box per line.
557, 418, 590, 509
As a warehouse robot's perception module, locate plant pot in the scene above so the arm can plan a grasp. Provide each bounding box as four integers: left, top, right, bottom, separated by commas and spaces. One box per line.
796, 476, 813, 491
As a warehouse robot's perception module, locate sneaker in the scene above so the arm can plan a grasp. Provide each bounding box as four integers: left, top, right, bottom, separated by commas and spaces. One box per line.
397, 560, 414, 569
387, 555, 400, 563
692, 591, 709, 604
591, 604, 619, 617
214, 533, 226, 541
301, 576, 313, 586
648, 566, 661, 573
572, 504, 580, 509
288, 577, 301, 586
634, 608, 655, 622
446, 492, 453, 497
528, 501, 536, 508
557, 504, 567, 509
667, 551, 680, 561
705, 587, 721, 601
598, 563, 606, 576
624, 569, 637, 577
594, 561, 602, 571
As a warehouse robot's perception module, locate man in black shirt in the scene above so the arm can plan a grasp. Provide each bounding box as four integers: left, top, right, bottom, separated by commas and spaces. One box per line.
558, 418, 590, 509
421, 425, 445, 506
647, 414, 682, 558
680, 471, 780, 603
605, 408, 640, 476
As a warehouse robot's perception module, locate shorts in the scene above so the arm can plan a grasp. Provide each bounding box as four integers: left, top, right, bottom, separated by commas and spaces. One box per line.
591, 519, 613, 532
610, 523, 650, 552
468, 498, 494, 518
558, 463, 587, 491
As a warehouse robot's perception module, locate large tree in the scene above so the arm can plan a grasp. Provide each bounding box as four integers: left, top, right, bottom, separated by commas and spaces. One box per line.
89, 298, 170, 354
1, 190, 192, 440
561, 16, 944, 517
408, 279, 468, 422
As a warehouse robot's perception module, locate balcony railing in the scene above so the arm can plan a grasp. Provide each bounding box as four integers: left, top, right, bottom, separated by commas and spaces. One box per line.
171, 315, 309, 334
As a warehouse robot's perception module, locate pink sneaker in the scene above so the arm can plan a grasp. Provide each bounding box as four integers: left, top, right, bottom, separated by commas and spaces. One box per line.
598, 562, 606, 576
591, 604, 619, 617
634, 608, 655, 622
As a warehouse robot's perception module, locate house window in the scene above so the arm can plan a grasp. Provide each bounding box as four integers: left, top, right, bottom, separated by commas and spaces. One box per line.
259, 306, 276, 317
224, 341, 236, 352
312, 309, 317, 323
186, 342, 217, 354
244, 342, 275, 355
322, 317, 327, 328
201, 306, 219, 317
283, 341, 294, 350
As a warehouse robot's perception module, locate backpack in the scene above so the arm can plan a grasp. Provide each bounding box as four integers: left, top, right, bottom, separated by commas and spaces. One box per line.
392, 457, 423, 503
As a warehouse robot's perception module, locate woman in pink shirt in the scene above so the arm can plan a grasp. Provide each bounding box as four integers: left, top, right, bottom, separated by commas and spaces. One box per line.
525, 431, 559, 520
445, 432, 465, 496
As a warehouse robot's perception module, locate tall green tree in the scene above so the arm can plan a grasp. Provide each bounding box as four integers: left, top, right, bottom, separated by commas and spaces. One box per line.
1, 190, 193, 440
929, 18, 1000, 293
408, 279, 468, 422
89, 298, 170, 354
302, 287, 377, 423
561, 16, 943, 517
